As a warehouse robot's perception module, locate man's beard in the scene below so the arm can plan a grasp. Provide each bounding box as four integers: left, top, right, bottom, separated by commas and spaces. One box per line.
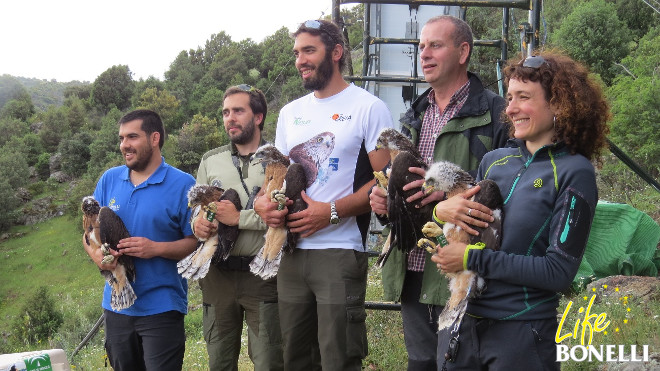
125, 145, 153, 172
229, 118, 256, 145
302, 51, 334, 91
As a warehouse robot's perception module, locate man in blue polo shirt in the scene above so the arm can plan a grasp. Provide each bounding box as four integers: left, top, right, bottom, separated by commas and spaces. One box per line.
82, 109, 198, 371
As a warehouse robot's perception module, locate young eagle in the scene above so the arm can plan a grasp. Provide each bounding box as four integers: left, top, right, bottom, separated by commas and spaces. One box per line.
81, 196, 136, 311
418, 161, 504, 331
178, 185, 242, 280
249, 144, 291, 279
373, 128, 434, 268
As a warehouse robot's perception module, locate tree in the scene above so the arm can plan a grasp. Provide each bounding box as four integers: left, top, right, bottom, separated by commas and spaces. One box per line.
171, 114, 225, 174
0, 151, 29, 190
165, 50, 206, 118
136, 87, 181, 134
607, 27, 660, 178
87, 108, 124, 178
0, 117, 29, 146
552, 0, 632, 84
59, 131, 93, 178
0, 74, 27, 109
259, 27, 300, 106
0, 94, 35, 121
0, 178, 20, 232
91, 65, 135, 112
38, 105, 69, 152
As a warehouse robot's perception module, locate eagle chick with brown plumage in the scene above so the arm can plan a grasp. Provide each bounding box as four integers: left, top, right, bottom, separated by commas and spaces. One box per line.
419, 161, 504, 331
178, 184, 242, 280
81, 196, 136, 311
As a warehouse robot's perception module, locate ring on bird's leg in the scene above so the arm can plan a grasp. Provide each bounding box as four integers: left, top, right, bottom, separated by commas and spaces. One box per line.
467, 208, 472, 217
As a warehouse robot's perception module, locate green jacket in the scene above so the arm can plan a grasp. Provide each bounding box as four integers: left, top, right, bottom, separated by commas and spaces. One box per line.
195, 140, 267, 258
381, 73, 508, 305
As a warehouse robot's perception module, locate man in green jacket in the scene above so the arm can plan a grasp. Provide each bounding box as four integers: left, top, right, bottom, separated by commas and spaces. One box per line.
192, 85, 283, 370
369, 16, 508, 370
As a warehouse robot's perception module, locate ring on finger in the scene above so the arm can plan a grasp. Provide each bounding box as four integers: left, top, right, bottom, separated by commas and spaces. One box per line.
467, 208, 472, 217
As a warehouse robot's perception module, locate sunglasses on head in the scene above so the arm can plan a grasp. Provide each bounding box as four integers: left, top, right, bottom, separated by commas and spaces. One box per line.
302, 20, 340, 45
522, 55, 547, 69
237, 84, 256, 92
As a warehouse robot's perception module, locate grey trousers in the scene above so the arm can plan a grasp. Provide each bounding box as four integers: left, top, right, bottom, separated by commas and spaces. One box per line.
277, 248, 369, 371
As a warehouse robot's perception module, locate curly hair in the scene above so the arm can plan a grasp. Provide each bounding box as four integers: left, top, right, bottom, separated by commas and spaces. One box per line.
503, 50, 610, 163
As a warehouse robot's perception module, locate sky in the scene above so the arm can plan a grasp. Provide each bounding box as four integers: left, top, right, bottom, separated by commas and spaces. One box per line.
0, 0, 353, 83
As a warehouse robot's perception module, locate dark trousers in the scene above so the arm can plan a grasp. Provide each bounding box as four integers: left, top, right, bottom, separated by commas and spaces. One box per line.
104, 309, 185, 371
437, 315, 560, 371
401, 270, 443, 371
277, 248, 369, 371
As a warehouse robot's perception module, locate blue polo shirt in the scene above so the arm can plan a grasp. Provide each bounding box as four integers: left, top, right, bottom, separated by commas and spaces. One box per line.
94, 157, 195, 316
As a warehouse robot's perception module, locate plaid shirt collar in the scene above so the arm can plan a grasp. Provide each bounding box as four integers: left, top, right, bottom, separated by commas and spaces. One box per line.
416, 80, 471, 166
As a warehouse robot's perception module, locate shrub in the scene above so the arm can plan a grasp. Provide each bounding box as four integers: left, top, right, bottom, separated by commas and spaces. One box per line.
11, 286, 64, 346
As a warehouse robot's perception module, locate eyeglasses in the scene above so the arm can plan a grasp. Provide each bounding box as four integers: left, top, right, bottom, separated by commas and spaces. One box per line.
522, 55, 547, 69
237, 84, 256, 92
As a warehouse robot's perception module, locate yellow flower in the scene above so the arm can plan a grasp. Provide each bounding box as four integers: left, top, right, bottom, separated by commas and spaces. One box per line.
603, 285, 608, 289
615, 287, 619, 292
584, 296, 588, 300
604, 331, 608, 335
627, 308, 631, 312
615, 328, 619, 332
592, 288, 597, 292
624, 319, 628, 324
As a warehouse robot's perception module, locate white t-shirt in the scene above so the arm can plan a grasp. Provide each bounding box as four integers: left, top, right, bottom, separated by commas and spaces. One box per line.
275, 84, 394, 250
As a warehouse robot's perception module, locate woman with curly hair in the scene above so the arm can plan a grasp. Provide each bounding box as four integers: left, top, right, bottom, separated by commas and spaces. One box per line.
431, 50, 610, 370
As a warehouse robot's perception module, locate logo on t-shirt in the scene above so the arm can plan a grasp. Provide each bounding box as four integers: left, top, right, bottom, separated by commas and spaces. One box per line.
108, 198, 120, 212
331, 113, 352, 122
293, 117, 312, 126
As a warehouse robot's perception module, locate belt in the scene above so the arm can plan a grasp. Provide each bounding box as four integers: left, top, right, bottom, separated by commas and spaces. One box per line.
215, 255, 256, 271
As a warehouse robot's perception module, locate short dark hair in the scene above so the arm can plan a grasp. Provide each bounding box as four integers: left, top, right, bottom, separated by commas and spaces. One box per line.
118, 109, 165, 149
294, 19, 347, 72
223, 85, 268, 131
425, 15, 474, 64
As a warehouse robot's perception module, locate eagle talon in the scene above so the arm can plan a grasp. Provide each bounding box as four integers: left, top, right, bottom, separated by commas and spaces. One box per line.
417, 238, 437, 254
271, 180, 287, 211
101, 243, 111, 256
101, 254, 115, 264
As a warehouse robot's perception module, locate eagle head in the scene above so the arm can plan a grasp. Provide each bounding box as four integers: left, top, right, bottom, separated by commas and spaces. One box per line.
253, 144, 289, 167
81, 196, 100, 216
187, 184, 224, 209
424, 161, 476, 197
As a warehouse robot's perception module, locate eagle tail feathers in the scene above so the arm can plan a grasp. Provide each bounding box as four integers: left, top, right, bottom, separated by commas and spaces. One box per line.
249, 247, 282, 280
108, 265, 137, 311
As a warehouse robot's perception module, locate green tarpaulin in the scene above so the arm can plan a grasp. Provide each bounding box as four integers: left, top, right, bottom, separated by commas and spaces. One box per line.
572, 201, 660, 291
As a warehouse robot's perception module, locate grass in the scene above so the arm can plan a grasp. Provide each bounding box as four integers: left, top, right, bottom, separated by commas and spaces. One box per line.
1, 214, 657, 370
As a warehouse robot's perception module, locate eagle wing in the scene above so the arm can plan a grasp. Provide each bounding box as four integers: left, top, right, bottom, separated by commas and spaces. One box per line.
377, 151, 433, 267
213, 188, 243, 262
283, 162, 308, 252
81, 196, 137, 311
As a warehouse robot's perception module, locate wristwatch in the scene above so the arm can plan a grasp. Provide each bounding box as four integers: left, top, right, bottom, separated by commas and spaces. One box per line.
330, 201, 340, 225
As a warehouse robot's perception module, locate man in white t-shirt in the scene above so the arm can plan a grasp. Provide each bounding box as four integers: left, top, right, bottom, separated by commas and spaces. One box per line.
255, 19, 393, 371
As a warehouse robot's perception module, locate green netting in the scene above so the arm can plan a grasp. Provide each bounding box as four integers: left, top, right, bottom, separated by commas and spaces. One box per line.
572, 201, 660, 291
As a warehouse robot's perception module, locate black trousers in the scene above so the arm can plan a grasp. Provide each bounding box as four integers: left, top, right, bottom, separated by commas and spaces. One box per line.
437, 314, 560, 371
401, 270, 443, 371
104, 309, 185, 371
